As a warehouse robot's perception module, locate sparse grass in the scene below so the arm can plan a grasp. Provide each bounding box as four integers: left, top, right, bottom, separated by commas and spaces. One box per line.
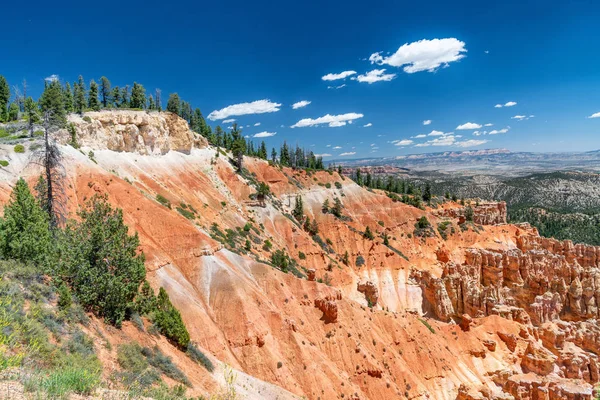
156, 194, 171, 209
187, 343, 214, 372
142, 346, 191, 386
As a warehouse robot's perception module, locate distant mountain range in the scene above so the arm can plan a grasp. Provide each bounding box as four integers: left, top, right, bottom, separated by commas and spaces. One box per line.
335, 148, 600, 176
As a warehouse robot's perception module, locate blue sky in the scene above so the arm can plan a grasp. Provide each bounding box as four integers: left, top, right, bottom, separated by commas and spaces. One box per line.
2, 0, 599, 159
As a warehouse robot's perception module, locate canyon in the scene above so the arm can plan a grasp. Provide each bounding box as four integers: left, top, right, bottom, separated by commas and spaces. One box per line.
0, 110, 597, 399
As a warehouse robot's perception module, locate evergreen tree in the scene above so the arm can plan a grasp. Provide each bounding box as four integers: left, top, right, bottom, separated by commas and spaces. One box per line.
130, 82, 146, 109
332, 197, 343, 218
63, 82, 74, 112
112, 86, 121, 108
292, 195, 304, 221
56, 195, 146, 327
8, 102, 19, 121
0, 75, 10, 122
258, 141, 268, 160
24, 97, 39, 136
120, 86, 130, 108
383, 232, 390, 246
322, 198, 330, 213
39, 80, 66, 127
423, 182, 432, 202
166, 93, 181, 115
147, 95, 155, 110
271, 148, 277, 163
280, 142, 290, 166
154, 287, 190, 349
363, 226, 374, 240
88, 80, 100, 111
74, 75, 86, 114
231, 137, 246, 170
99, 76, 111, 107
0, 178, 51, 265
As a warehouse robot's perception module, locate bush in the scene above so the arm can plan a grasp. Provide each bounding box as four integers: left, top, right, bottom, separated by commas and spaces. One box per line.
335, 182, 342, 189
142, 346, 190, 386
356, 255, 365, 267
325, 182, 331, 189
0, 160, 8, 167
57, 283, 72, 311
298, 251, 306, 260
56, 195, 146, 327
153, 288, 190, 349
34, 367, 100, 397
417, 216, 430, 229
271, 249, 290, 272
187, 343, 214, 372
176, 206, 195, 220
14, 144, 25, 153
156, 194, 171, 209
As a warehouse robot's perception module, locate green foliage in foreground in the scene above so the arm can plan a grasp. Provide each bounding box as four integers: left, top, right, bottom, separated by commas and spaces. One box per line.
153, 288, 190, 349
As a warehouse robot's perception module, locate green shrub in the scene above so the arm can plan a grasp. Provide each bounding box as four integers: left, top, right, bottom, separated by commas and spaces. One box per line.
141, 346, 190, 386
34, 367, 100, 398
417, 216, 430, 229
156, 194, 171, 209
153, 288, 190, 349
57, 283, 72, 311
187, 343, 214, 372
356, 255, 365, 267
0, 160, 8, 167
325, 182, 331, 189
14, 144, 25, 153
263, 239, 272, 251
419, 318, 435, 334
298, 251, 306, 260
82, 116, 92, 123
0, 128, 8, 138
176, 206, 195, 220
335, 182, 342, 189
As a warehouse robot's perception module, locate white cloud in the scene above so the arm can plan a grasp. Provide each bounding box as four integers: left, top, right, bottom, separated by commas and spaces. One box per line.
333, 146, 342, 150
254, 122, 261, 126
339, 152, 356, 156
455, 139, 489, 148
208, 99, 281, 121
292, 100, 311, 109
222, 118, 236, 123
588, 112, 600, 119
414, 143, 430, 147
45, 74, 59, 82
484, 123, 493, 127
495, 101, 517, 108
423, 120, 432, 125
413, 134, 427, 138
428, 135, 456, 146
489, 128, 509, 135
369, 38, 467, 73
327, 84, 346, 89
363, 123, 372, 127
394, 139, 413, 146
511, 115, 526, 120
253, 131, 277, 138
456, 122, 482, 130
428, 130, 445, 136
355, 69, 396, 84
315, 153, 332, 157
322, 70, 357, 81
291, 113, 364, 128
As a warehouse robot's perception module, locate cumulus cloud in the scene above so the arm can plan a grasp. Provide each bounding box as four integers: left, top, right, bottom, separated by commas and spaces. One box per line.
456, 122, 482, 130
484, 123, 493, 127
254, 122, 261, 126
222, 118, 236, 123
369, 38, 467, 73
495, 101, 517, 108
208, 99, 281, 121
291, 113, 364, 128
428, 130, 446, 136
363, 123, 372, 127
489, 128, 509, 134
322, 71, 357, 81
511, 115, 526, 120
455, 139, 489, 148
253, 131, 277, 138
355, 69, 396, 84
393, 139, 413, 146
315, 153, 332, 157
588, 112, 600, 119
292, 100, 311, 109
339, 152, 356, 156
423, 120, 432, 125
413, 134, 427, 138
333, 146, 342, 150
414, 143, 430, 147
327, 84, 347, 90
45, 74, 59, 82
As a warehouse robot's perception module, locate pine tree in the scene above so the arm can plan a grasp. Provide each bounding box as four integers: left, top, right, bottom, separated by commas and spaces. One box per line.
154, 287, 190, 348
423, 182, 432, 202
74, 76, 86, 114
120, 86, 129, 107
322, 198, 330, 213
0, 75, 10, 122
292, 195, 304, 221
88, 80, 100, 111
271, 148, 277, 163
111, 86, 121, 108
63, 82, 74, 112
363, 226, 374, 240
56, 195, 146, 327
383, 232, 390, 246
166, 93, 181, 115
147, 95, 155, 110
8, 103, 18, 121
258, 141, 268, 160
0, 178, 51, 264
231, 137, 246, 170
99, 76, 111, 107
332, 197, 343, 218
24, 97, 39, 136
130, 82, 146, 109
39, 80, 66, 127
